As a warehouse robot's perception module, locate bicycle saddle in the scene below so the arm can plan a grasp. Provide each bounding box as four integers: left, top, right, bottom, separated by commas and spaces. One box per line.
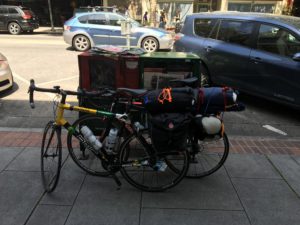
169, 77, 199, 87
117, 88, 148, 97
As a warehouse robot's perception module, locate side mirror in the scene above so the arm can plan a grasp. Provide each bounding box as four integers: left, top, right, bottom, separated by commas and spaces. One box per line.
292, 52, 300, 62
116, 19, 121, 25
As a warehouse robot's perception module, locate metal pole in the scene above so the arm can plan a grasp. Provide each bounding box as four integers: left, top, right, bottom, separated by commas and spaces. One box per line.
48, 0, 55, 31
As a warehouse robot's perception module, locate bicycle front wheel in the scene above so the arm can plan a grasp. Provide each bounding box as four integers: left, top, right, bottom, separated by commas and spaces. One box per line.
41, 121, 62, 193
187, 133, 229, 178
120, 132, 189, 192
67, 114, 110, 176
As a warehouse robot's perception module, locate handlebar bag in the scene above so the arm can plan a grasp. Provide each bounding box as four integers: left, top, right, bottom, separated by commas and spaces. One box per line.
143, 87, 197, 114
149, 113, 191, 152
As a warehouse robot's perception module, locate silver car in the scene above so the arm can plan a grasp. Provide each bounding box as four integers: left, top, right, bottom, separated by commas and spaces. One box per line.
0, 52, 13, 92
63, 12, 173, 52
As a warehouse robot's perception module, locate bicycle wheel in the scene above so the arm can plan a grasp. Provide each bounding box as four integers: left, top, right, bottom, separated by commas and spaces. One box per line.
186, 133, 229, 178
41, 121, 62, 193
67, 114, 119, 176
120, 132, 189, 192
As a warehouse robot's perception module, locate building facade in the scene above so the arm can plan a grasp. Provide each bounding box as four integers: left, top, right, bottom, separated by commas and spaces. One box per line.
0, 0, 295, 26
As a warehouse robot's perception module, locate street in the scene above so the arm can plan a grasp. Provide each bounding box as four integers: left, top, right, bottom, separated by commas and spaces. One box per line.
0, 32, 300, 138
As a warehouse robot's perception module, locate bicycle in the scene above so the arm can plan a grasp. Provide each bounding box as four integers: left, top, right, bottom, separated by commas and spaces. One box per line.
28, 79, 189, 192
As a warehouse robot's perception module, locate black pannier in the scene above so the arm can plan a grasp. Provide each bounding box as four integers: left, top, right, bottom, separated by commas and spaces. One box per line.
149, 113, 191, 152
143, 87, 197, 114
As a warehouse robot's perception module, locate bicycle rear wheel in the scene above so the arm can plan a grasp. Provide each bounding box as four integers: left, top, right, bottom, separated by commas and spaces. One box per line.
186, 133, 229, 178
41, 121, 62, 193
120, 132, 189, 192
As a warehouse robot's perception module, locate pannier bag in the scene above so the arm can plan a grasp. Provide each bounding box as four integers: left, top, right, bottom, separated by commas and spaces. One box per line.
194, 115, 223, 140
149, 113, 191, 152
143, 87, 197, 114
198, 87, 239, 114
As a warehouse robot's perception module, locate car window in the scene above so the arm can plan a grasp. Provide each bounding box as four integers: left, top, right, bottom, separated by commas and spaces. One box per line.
0, 7, 8, 14
78, 15, 89, 24
257, 24, 300, 57
8, 8, 18, 14
217, 20, 255, 47
88, 14, 107, 25
194, 19, 217, 38
108, 14, 124, 26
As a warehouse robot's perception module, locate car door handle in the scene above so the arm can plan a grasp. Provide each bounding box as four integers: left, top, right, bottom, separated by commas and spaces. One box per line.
204, 46, 213, 52
250, 57, 262, 63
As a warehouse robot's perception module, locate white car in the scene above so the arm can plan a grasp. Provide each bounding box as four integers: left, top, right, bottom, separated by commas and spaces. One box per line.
0, 53, 13, 92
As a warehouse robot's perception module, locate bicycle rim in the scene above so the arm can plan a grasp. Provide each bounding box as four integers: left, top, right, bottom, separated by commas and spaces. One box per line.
186, 133, 229, 178
67, 115, 111, 176
41, 121, 62, 193
120, 133, 189, 192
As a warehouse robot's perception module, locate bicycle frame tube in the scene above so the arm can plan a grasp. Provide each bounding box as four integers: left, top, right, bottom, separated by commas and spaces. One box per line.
55, 103, 115, 126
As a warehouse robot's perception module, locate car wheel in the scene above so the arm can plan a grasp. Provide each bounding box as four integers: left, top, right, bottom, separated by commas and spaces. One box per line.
200, 64, 211, 87
142, 37, 159, 52
8, 22, 22, 35
72, 35, 91, 52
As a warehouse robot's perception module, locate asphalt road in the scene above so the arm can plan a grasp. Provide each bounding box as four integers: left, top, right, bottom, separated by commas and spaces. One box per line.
0, 32, 299, 139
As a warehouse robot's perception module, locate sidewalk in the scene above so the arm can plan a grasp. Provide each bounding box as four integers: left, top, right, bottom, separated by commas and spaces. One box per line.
35, 26, 63, 35
1, 130, 300, 225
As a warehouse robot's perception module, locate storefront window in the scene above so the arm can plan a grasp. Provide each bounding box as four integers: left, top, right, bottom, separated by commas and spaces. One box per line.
252, 4, 275, 13
228, 3, 251, 12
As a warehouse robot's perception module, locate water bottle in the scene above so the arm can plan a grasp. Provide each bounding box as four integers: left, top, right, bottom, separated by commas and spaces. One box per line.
80, 126, 102, 151
105, 128, 118, 154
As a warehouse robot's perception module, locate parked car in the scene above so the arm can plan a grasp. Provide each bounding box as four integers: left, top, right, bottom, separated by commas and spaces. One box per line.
0, 52, 13, 92
63, 11, 173, 52
0, 5, 39, 35
174, 12, 300, 109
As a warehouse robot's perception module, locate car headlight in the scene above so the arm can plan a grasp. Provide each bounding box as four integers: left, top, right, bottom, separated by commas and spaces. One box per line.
0, 60, 9, 70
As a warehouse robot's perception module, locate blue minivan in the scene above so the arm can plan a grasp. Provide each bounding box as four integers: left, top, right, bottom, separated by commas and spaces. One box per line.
174, 12, 300, 109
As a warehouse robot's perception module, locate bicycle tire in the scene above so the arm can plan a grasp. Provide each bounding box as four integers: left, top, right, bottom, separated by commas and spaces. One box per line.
186, 132, 229, 178
119, 132, 189, 192
67, 114, 113, 176
41, 121, 62, 193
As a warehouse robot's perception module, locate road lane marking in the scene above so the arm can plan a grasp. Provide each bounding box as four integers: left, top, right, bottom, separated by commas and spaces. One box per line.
12, 72, 30, 85
12, 72, 54, 99
262, 125, 287, 136
38, 76, 78, 86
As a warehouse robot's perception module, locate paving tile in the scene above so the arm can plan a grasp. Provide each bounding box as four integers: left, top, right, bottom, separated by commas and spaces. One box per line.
40, 157, 86, 205
232, 178, 300, 225
142, 170, 242, 210
26, 204, 71, 225
5, 147, 40, 171
140, 208, 250, 225
0, 147, 23, 172
65, 175, 141, 225
268, 155, 300, 196
0, 171, 43, 225
225, 153, 281, 179
6, 147, 68, 172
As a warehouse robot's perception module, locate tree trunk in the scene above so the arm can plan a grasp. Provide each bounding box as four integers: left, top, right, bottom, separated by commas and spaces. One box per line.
149, 0, 157, 27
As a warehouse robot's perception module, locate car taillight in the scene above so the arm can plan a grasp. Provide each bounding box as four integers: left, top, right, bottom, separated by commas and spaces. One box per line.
64, 25, 71, 31
22, 13, 32, 20
174, 33, 184, 41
